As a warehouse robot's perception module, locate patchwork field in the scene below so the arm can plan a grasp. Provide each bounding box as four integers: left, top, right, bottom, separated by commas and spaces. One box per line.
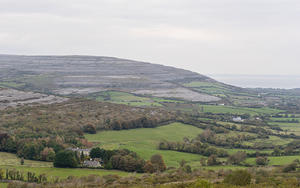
86, 122, 205, 167
246, 155, 300, 166
90, 90, 164, 107
197, 104, 282, 115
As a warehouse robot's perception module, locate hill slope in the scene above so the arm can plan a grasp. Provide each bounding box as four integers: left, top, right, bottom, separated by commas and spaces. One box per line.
0, 54, 223, 102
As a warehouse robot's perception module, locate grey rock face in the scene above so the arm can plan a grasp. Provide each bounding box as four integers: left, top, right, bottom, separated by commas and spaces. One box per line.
0, 88, 68, 110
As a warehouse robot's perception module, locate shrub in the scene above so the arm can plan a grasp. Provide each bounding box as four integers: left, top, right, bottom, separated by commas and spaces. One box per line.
184, 165, 192, 173
83, 124, 96, 134
150, 154, 166, 172
282, 162, 298, 173
256, 156, 269, 166
207, 155, 219, 166
223, 170, 251, 186
227, 151, 247, 165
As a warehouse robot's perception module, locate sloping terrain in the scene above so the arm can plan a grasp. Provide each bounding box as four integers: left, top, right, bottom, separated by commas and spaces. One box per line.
0, 54, 221, 102
2, 54, 298, 108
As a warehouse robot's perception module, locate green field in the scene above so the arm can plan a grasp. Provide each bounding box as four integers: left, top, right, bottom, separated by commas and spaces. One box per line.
92, 91, 165, 107
86, 122, 206, 167
0, 183, 8, 188
0, 81, 25, 88
198, 105, 282, 115
183, 81, 256, 97
0, 152, 130, 180
242, 135, 293, 148
246, 156, 300, 166
91, 90, 185, 107
0, 152, 52, 168
269, 121, 300, 136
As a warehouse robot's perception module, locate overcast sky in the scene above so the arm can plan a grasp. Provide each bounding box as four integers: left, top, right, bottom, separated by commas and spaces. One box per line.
0, 0, 299, 75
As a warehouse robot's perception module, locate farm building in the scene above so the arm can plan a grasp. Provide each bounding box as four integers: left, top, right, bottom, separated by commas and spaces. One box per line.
83, 159, 102, 168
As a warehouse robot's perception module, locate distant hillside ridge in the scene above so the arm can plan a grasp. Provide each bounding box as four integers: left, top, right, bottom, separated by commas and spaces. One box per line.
0, 54, 228, 102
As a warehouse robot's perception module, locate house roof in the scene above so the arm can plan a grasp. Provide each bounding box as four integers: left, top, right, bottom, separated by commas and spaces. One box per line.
83, 160, 101, 167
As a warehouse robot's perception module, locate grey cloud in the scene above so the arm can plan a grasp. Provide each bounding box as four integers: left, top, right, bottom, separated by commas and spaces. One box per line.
0, 0, 299, 75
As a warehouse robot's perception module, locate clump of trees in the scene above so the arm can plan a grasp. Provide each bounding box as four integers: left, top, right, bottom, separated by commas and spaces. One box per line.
89, 147, 166, 173
159, 139, 228, 157
110, 150, 145, 172
256, 156, 269, 166
54, 150, 79, 168
227, 151, 247, 165
196, 129, 257, 149
207, 155, 220, 166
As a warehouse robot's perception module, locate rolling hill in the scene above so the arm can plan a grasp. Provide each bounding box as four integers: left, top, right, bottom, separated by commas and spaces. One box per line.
0, 54, 229, 102
1, 54, 299, 110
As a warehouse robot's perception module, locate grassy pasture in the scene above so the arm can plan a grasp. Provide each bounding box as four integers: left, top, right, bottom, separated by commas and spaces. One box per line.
183, 81, 224, 88
94, 91, 161, 107
269, 121, 300, 136
242, 136, 293, 148
0, 152, 52, 168
183, 81, 257, 97
0, 81, 25, 88
92, 90, 184, 107
270, 117, 300, 122
0, 183, 8, 188
86, 122, 205, 167
246, 156, 300, 166
198, 105, 282, 115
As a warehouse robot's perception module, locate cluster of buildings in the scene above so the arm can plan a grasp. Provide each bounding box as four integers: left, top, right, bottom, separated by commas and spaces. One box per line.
68, 147, 103, 168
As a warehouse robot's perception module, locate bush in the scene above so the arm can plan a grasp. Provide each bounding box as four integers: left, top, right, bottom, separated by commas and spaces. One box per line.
83, 124, 96, 134
183, 165, 192, 173
282, 162, 298, 173
227, 151, 247, 165
207, 155, 219, 166
256, 156, 269, 166
223, 170, 251, 186
150, 154, 166, 172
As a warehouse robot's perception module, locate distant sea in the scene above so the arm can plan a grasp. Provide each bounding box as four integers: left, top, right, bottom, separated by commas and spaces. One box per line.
208, 74, 300, 89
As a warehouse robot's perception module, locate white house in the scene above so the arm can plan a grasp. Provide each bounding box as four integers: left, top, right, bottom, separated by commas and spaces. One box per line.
83, 159, 102, 168
232, 117, 244, 122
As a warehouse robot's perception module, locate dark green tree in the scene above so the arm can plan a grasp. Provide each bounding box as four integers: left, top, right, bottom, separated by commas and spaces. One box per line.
83, 124, 96, 134
53, 150, 78, 168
